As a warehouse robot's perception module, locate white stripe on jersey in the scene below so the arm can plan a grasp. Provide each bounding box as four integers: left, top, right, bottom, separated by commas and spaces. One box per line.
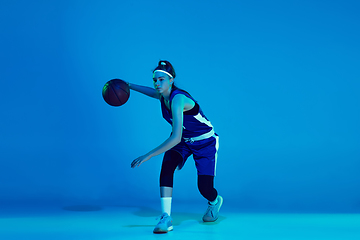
214, 135, 219, 176
194, 113, 214, 128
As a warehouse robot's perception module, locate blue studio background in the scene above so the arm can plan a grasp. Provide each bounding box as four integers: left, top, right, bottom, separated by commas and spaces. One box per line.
1, 0, 359, 213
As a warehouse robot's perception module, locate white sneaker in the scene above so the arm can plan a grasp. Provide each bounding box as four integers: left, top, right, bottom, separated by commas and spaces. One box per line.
153, 213, 173, 233
202, 195, 223, 222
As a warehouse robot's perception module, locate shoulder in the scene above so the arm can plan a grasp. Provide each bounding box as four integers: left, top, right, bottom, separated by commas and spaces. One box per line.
170, 92, 187, 112
171, 94, 185, 106
170, 89, 190, 101
170, 89, 182, 99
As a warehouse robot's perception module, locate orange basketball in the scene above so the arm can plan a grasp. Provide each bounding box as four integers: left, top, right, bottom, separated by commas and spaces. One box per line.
102, 79, 130, 106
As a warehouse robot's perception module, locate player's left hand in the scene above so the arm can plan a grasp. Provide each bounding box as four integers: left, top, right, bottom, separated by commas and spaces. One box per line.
131, 154, 151, 168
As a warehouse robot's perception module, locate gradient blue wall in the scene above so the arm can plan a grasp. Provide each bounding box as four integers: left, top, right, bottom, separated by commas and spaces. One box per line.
1, 0, 359, 212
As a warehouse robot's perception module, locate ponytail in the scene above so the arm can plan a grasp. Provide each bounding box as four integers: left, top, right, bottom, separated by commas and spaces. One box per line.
153, 60, 176, 79
153, 60, 192, 97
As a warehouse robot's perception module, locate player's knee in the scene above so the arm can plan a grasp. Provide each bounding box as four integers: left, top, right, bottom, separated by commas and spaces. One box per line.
160, 172, 174, 187
159, 164, 175, 187
160, 150, 183, 187
198, 175, 217, 201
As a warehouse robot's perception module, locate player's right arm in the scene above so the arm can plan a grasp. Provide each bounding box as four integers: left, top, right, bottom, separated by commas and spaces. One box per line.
127, 82, 160, 99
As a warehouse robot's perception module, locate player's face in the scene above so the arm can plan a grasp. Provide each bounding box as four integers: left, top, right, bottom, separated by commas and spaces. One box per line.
153, 72, 173, 94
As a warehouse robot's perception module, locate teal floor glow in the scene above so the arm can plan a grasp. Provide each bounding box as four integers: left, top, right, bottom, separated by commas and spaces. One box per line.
1, 204, 360, 240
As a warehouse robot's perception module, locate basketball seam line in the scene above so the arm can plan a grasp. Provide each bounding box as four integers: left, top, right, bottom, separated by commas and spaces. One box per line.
110, 84, 123, 105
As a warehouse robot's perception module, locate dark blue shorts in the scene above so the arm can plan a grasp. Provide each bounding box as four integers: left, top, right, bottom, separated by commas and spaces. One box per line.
170, 134, 219, 176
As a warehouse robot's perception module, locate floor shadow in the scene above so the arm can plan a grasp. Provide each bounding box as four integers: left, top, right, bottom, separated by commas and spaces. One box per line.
124, 205, 226, 226
112, 204, 226, 228
62, 205, 103, 212
172, 212, 227, 226
171, 212, 203, 225
123, 224, 155, 228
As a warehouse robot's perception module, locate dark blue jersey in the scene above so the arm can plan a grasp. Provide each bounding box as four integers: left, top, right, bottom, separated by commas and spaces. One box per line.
160, 89, 214, 139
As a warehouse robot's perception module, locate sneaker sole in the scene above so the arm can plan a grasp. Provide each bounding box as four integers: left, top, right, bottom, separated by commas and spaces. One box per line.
153, 226, 173, 233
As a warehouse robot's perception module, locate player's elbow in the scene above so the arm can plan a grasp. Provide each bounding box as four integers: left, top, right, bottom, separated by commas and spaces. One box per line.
171, 133, 182, 145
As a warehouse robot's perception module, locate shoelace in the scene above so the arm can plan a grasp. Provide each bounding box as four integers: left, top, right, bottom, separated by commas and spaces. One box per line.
157, 214, 171, 223
204, 203, 216, 217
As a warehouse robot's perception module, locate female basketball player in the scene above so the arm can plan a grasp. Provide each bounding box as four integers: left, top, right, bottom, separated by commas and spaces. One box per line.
128, 60, 222, 233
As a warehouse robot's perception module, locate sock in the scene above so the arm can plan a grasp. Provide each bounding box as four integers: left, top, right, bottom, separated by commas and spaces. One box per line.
210, 196, 218, 205
161, 197, 172, 216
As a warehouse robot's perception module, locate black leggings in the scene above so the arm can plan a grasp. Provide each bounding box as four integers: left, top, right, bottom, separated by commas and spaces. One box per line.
160, 150, 218, 202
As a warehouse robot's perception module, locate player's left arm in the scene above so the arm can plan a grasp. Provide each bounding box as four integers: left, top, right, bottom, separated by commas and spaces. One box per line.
131, 94, 184, 168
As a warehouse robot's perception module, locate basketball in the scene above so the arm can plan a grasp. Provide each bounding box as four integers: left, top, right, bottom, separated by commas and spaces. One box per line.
102, 79, 130, 106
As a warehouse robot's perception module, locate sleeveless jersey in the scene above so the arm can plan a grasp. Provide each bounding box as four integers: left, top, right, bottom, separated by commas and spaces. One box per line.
160, 89, 214, 139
